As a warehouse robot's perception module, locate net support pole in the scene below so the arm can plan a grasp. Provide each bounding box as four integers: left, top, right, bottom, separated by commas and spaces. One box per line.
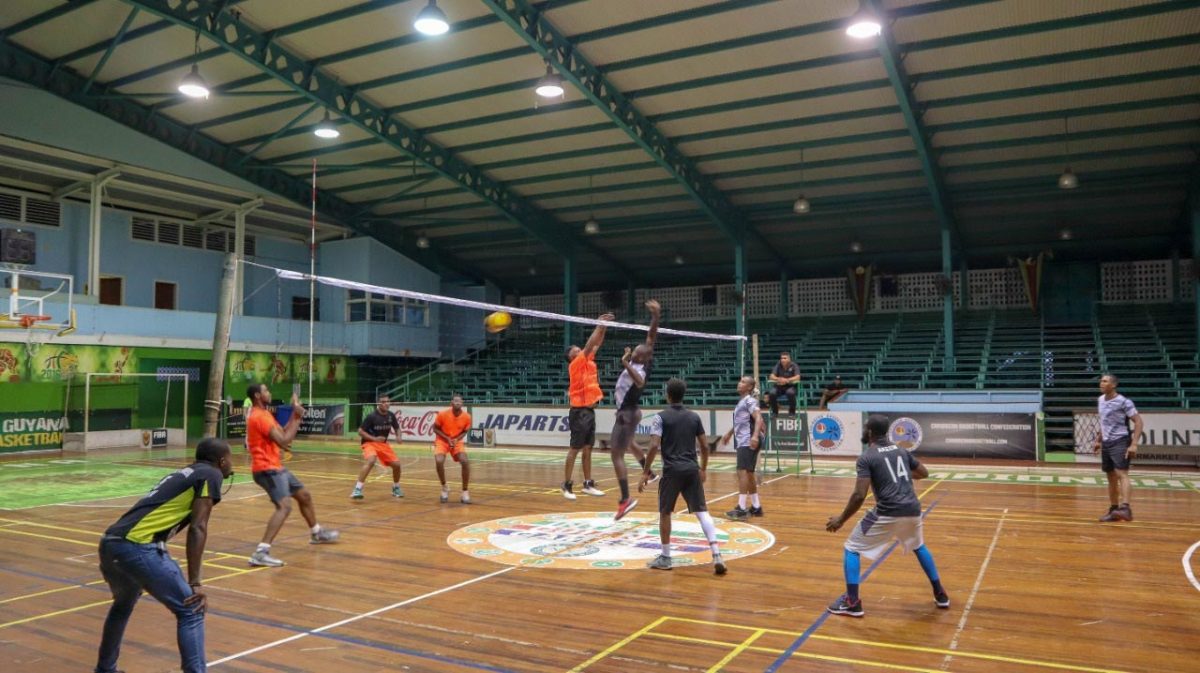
308, 159, 317, 405
563, 255, 578, 350
204, 253, 238, 438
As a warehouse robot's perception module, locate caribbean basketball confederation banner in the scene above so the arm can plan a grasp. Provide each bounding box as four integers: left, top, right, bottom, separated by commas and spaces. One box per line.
870, 412, 1038, 459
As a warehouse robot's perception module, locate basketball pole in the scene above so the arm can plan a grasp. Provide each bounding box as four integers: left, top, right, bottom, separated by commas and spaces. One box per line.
203, 253, 237, 438
307, 159, 317, 406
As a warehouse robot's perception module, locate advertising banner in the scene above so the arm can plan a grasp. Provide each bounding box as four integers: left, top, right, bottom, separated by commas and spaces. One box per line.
807, 411, 863, 457
871, 412, 1037, 459
768, 414, 808, 454
0, 411, 68, 451
227, 402, 347, 438
390, 405, 443, 443
1073, 411, 1200, 466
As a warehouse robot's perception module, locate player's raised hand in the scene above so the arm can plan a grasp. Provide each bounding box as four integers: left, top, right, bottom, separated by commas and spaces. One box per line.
645, 299, 661, 316
291, 392, 305, 417
622, 346, 633, 364
598, 312, 615, 323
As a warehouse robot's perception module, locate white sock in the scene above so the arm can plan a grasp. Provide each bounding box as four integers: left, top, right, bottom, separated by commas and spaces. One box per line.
354, 481, 363, 490
696, 511, 720, 555
256, 543, 270, 553
311, 524, 321, 535
738, 494, 748, 509
461, 490, 469, 497
661, 543, 671, 557
751, 493, 761, 508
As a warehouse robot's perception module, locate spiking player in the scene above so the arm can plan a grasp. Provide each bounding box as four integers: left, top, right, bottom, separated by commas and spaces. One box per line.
608, 299, 662, 520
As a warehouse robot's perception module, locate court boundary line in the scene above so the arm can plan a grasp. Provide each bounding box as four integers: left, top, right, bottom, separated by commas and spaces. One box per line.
942, 508, 1007, 669
1184, 540, 1200, 593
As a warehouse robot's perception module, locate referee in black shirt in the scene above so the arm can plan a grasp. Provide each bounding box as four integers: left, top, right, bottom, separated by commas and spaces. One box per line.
639, 378, 726, 575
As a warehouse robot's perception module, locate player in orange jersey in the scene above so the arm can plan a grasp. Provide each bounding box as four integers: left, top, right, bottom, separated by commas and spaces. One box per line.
433, 394, 473, 504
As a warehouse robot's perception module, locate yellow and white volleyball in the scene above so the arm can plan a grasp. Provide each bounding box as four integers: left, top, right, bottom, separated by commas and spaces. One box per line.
484, 311, 513, 333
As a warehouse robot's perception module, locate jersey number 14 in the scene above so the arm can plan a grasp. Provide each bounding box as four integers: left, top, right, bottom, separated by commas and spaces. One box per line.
884, 455, 909, 483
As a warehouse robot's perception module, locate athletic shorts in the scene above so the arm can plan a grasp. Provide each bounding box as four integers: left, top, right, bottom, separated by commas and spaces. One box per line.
658, 467, 707, 515
361, 441, 399, 467
609, 407, 642, 450
736, 445, 759, 472
434, 440, 466, 462
844, 510, 924, 560
569, 407, 596, 449
1101, 436, 1133, 472
252, 469, 305, 505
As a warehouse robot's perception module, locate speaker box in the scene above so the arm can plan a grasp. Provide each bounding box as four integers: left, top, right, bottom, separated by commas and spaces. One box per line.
0, 229, 36, 265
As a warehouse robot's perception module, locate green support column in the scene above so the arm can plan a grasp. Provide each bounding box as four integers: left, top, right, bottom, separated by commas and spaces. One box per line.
942, 228, 956, 372
735, 240, 747, 372
563, 256, 578, 350
1192, 205, 1200, 355
779, 269, 789, 322
960, 257, 970, 313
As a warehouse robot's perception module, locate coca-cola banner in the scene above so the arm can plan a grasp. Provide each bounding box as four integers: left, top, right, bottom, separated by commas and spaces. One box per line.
388, 405, 443, 442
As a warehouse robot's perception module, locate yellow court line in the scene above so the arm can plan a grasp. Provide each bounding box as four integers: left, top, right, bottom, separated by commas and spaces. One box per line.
287, 468, 544, 495
705, 629, 765, 673
0, 579, 105, 605
932, 510, 1194, 532
0, 565, 270, 630
0, 518, 242, 556
566, 616, 669, 673
0, 527, 95, 547
918, 475, 947, 501
660, 617, 1132, 673
645, 631, 947, 673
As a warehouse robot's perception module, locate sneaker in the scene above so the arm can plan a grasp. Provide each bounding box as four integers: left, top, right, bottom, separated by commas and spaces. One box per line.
1099, 505, 1122, 522
350, 487, 363, 500
1117, 504, 1133, 522
248, 550, 284, 567
749, 506, 764, 517
581, 481, 605, 497
310, 529, 339, 544
713, 554, 727, 576
827, 595, 864, 618
645, 472, 661, 485
392, 485, 404, 498
725, 507, 749, 520
562, 481, 576, 501
934, 590, 950, 609
440, 490, 450, 504
647, 554, 672, 570
461, 492, 471, 504
614, 498, 638, 521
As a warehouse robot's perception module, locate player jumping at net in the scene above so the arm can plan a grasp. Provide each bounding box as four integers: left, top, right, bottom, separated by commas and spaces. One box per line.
607, 299, 662, 520
1095, 373, 1143, 522
94, 438, 233, 673
825, 413, 948, 618
562, 313, 614, 501
246, 383, 339, 568
433, 394, 472, 504
352, 394, 403, 500
639, 378, 727, 575
721, 375, 765, 520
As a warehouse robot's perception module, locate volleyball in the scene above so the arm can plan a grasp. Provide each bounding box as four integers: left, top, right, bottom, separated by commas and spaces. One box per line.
484, 311, 513, 333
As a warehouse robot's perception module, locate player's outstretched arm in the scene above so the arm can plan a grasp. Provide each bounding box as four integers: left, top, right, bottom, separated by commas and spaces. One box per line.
583, 313, 615, 356
827, 478, 870, 532
644, 300, 661, 348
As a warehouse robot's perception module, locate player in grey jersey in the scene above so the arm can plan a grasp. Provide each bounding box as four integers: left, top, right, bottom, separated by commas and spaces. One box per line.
825, 414, 948, 618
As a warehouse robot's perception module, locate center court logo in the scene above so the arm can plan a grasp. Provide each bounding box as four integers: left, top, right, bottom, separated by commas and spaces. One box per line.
889, 417, 923, 450
809, 414, 845, 452
447, 512, 774, 570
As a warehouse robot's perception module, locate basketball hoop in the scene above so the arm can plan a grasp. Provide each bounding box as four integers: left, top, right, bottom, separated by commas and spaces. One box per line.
18, 314, 50, 329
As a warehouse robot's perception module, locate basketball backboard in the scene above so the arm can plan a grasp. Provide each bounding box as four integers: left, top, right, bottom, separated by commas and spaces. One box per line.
0, 266, 76, 334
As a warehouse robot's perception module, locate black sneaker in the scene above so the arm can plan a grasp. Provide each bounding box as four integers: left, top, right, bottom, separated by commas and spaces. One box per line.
749, 506, 764, 517
827, 594, 864, 618
1099, 505, 1121, 522
1117, 504, 1133, 522
934, 590, 950, 608
725, 506, 749, 520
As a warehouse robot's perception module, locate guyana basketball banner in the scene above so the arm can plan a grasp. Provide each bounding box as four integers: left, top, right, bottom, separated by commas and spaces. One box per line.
448, 512, 774, 570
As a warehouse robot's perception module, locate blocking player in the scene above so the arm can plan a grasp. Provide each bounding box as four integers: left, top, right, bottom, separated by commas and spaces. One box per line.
562, 313, 615, 500
1094, 374, 1143, 522
433, 394, 472, 504
246, 383, 339, 568
352, 394, 403, 500
721, 375, 765, 520
608, 299, 662, 520
825, 414, 948, 617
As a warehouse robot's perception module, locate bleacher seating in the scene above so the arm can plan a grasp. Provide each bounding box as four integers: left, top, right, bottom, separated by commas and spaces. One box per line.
385, 304, 1196, 452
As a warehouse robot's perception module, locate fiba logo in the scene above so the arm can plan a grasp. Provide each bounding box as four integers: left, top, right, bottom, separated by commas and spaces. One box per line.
776, 417, 799, 432
888, 417, 923, 450
810, 415, 844, 452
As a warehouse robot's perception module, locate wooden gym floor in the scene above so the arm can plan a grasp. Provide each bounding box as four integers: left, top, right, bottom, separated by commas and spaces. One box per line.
1, 443, 1197, 672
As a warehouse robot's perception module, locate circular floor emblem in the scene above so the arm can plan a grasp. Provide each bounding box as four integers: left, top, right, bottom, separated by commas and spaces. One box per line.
447, 512, 775, 570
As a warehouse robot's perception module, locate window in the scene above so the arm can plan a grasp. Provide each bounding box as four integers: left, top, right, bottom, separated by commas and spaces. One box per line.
345, 290, 428, 326
292, 296, 319, 321
99, 276, 123, 306
0, 189, 61, 227
154, 281, 177, 310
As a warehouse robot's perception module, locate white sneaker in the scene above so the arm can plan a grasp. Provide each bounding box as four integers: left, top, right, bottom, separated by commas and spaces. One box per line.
562, 486, 577, 501
461, 492, 471, 504
581, 485, 605, 497
249, 550, 284, 567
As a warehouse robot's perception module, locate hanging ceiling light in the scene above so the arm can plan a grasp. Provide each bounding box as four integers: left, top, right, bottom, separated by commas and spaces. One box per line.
846, 2, 883, 39
583, 175, 599, 234
1058, 116, 1078, 189
528, 264, 538, 276
416, 234, 430, 249
584, 218, 600, 235
793, 148, 811, 214
1059, 228, 1073, 241
850, 241, 863, 253
313, 110, 340, 139
177, 30, 209, 99
674, 253, 684, 266
535, 63, 565, 98
413, 0, 450, 36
